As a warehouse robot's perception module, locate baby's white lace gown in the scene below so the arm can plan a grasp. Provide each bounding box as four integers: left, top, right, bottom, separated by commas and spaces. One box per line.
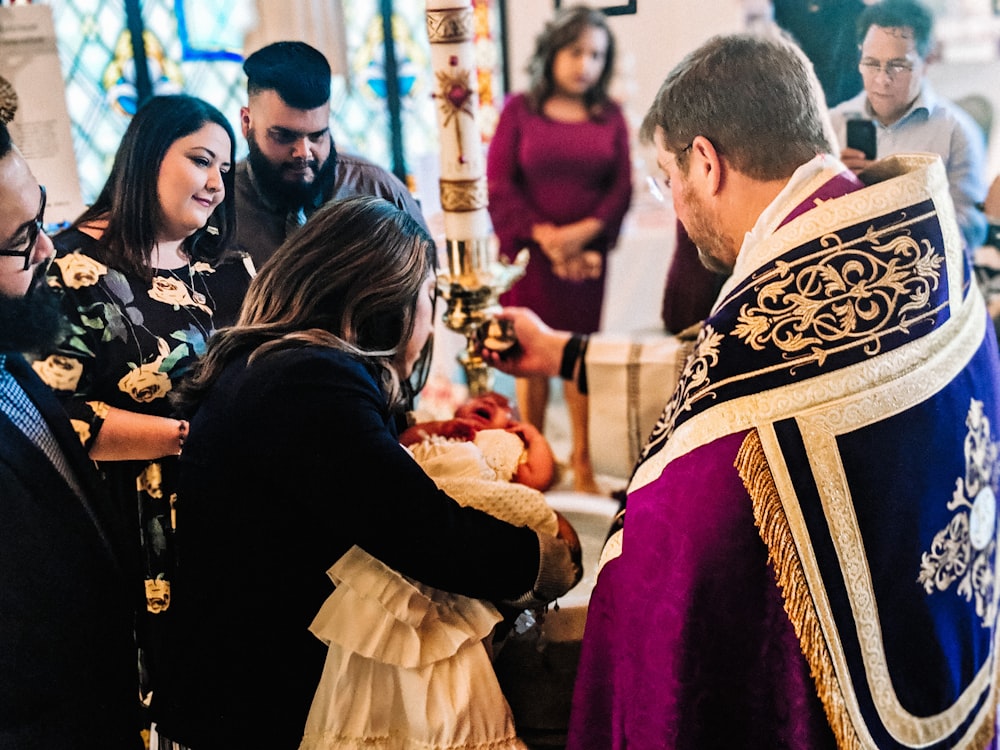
299, 430, 558, 750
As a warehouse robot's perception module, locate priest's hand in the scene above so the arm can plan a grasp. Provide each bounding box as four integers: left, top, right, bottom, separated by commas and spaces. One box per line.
481, 307, 570, 378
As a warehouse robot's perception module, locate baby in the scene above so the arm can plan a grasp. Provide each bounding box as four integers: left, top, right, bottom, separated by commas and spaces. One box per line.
400, 392, 557, 492
300, 393, 578, 750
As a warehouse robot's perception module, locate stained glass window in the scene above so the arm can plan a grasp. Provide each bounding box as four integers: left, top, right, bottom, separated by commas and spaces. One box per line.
39, 0, 248, 202
46, 0, 134, 202
27, 0, 506, 209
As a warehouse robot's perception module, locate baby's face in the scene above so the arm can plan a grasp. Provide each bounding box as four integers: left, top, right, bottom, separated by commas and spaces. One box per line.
455, 393, 513, 429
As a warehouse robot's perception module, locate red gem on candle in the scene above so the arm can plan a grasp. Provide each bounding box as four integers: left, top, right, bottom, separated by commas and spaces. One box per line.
449, 55, 458, 66
447, 84, 470, 108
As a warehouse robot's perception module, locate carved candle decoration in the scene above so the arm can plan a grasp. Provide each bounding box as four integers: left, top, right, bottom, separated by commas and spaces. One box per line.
426, 0, 490, 242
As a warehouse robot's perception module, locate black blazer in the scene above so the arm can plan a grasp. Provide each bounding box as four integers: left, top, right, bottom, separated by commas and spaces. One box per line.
0, 352, 142, 750
152, 346, 542, 749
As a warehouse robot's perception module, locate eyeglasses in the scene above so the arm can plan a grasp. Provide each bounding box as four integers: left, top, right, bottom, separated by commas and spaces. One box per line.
859, 59, 914, 79
647, 175, 667, 203
0, 185, 46, 271
649, 142, 697, 203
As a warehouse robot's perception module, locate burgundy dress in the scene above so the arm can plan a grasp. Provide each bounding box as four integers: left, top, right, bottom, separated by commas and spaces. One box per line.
487, 93, 632, 333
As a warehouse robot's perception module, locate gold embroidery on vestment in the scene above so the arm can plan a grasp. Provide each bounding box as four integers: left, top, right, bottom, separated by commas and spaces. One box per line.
635, 325, 722, 467
733, 217, 943, 366
737, 428, 866, 750
736, 291, 998, 747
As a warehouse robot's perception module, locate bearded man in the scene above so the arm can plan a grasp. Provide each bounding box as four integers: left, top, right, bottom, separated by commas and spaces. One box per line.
0, 120, 142, 748
235, 41, 427, 269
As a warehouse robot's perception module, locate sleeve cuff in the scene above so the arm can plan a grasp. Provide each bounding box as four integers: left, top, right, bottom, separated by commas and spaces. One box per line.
503, 531, 580, 608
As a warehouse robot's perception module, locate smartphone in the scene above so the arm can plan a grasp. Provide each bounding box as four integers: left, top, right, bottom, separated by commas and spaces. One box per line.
846, 119, 877, 160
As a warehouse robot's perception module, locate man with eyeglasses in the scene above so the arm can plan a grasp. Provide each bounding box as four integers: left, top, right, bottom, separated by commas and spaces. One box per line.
0, 121, 143, 747
829, 0, 987, 253
234, 41, 428, 269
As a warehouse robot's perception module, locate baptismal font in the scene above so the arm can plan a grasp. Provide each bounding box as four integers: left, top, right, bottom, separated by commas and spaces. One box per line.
426, 0, 527, 395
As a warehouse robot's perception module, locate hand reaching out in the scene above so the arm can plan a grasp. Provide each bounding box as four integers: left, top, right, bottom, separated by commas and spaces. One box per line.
839, 147, 873, 175
480, 307, 571, 379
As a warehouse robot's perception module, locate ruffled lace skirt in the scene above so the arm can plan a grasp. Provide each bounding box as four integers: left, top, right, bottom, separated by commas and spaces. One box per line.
299, 545, 528, 750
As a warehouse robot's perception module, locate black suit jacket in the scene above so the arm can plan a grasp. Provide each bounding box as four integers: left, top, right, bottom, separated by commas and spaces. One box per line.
0, 352, 142, 750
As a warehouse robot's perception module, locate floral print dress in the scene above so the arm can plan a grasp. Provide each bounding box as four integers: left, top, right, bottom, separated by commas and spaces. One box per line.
31, 229, 253, 689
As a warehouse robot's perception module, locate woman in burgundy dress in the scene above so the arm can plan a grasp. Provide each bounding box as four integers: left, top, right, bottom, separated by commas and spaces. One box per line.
487, 5, 632, 493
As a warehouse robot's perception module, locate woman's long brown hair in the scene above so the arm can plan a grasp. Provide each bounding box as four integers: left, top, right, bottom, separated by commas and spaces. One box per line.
173, 195, 436, 415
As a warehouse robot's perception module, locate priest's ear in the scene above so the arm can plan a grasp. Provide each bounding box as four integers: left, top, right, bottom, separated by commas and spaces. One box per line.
689, 135, 724, 195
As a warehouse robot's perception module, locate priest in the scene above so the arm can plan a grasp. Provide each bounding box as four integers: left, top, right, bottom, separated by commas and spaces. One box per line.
487, 31, 1000, 749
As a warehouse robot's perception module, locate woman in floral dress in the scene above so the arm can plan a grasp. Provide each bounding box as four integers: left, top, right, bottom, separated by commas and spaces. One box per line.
31, 94, 253, 702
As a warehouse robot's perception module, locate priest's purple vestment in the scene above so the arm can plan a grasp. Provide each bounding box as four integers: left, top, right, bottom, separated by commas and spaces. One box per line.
569, 154, 1000, 749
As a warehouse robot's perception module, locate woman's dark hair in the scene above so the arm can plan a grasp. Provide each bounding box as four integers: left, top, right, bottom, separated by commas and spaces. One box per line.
525, 4, 616, 116
72, 94, 237, 280
174, 195, 437, 414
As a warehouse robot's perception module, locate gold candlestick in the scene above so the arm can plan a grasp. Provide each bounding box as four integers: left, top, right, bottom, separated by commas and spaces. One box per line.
438, 240, 527, 395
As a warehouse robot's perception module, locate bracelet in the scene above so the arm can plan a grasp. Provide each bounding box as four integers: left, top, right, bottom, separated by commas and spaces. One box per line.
559, 333, 586, 382
177, 419, 189, 453
558, 333, 591, 394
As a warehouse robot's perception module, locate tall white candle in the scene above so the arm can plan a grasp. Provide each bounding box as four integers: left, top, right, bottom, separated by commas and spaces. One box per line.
425, 0, 491, 242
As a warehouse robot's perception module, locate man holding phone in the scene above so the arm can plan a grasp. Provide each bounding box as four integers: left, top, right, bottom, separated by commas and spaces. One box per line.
828, 0, 987, 254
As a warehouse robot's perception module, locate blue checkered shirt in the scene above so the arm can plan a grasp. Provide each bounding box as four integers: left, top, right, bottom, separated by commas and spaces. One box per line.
0, 353, 84, 497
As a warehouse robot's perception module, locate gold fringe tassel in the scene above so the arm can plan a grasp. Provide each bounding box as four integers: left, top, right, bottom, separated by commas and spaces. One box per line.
736, 429, 998, 749
735, 429, 864, 750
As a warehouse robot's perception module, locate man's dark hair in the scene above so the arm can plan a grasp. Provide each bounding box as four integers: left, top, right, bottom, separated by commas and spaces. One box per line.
856, 0, 935, 58
243, 41, 331, 109
0, 121, 12, 160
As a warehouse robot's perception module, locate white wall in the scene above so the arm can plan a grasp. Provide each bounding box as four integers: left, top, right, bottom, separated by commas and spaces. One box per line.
503, 1, 745, 140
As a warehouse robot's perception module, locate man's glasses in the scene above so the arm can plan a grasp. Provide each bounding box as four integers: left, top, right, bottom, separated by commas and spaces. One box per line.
859, 59, 914, 79
648, 142, 694, 201
0, 185, 46, 271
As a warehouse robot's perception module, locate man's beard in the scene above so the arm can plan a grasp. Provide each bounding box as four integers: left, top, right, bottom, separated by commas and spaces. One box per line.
246, 130, 338, 212
0, 262, 65, 354
680, 184, 738, 275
